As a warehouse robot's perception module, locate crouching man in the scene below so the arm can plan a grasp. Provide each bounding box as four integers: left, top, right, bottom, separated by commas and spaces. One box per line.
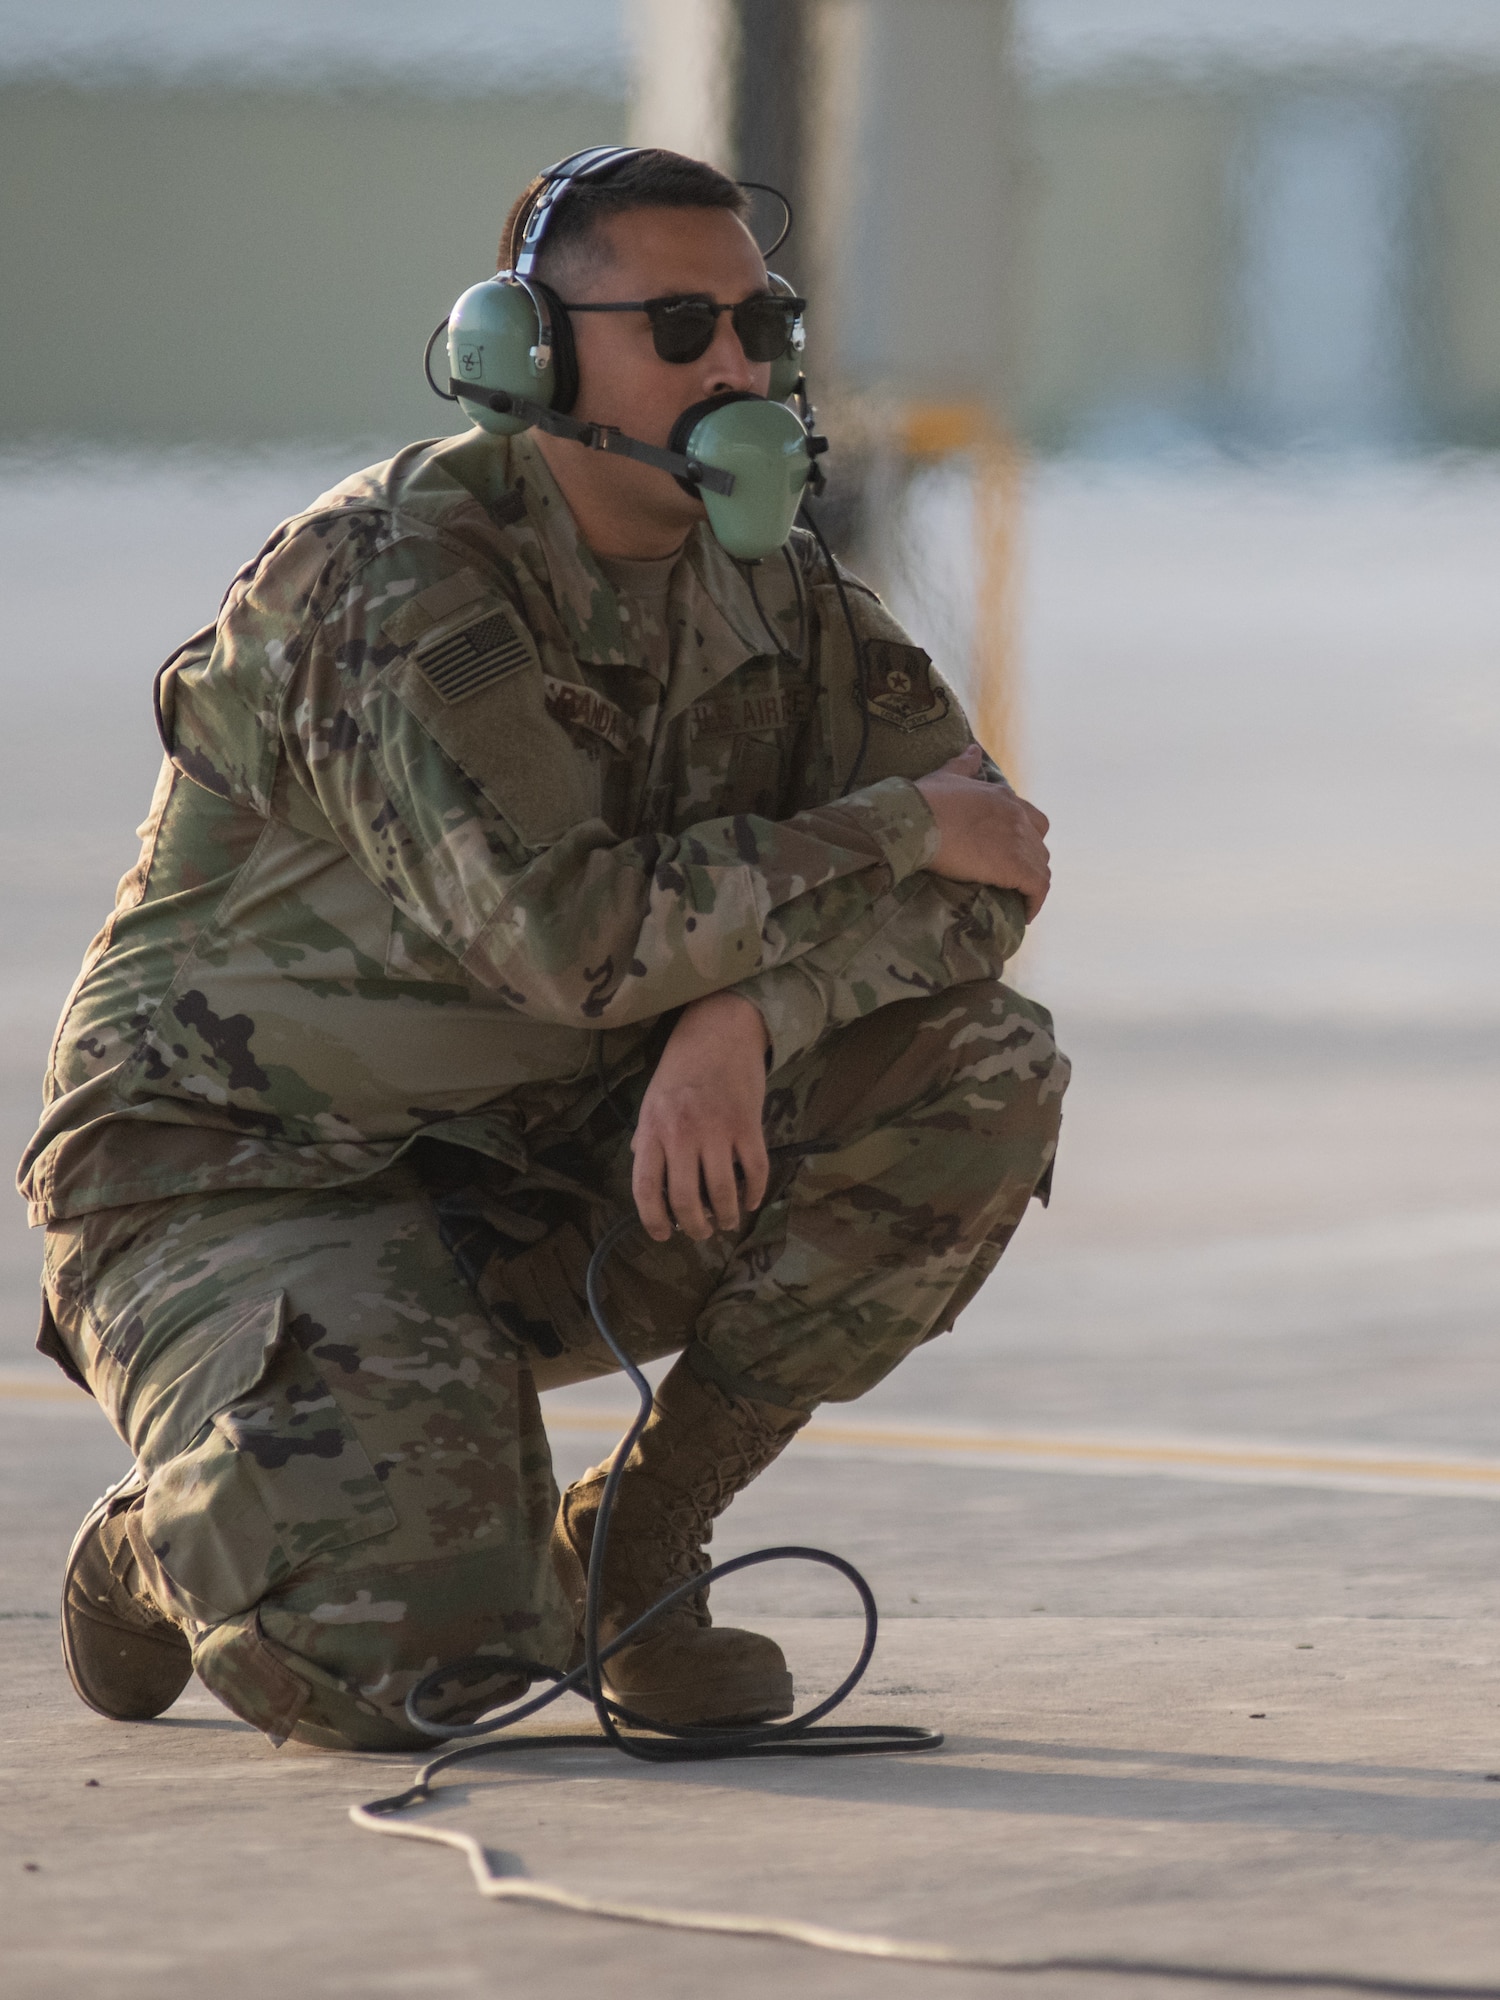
20, 148, 1067, 1751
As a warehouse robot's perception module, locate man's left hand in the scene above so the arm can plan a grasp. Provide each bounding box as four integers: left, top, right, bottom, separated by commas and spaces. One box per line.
631, 991, 771, 1243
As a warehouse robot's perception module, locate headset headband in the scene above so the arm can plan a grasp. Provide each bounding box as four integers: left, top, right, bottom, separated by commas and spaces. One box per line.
510, 146, 795, 279
512, 146, 645, 279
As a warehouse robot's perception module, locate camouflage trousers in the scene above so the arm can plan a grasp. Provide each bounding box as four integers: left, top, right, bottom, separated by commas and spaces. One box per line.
43, 981, 1067, 1751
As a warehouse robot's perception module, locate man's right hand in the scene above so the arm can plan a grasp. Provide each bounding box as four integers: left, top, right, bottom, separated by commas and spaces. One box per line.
914, 743, 1052, 918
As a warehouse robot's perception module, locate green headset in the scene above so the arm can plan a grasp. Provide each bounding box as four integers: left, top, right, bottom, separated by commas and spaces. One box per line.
423, 146, 826, 561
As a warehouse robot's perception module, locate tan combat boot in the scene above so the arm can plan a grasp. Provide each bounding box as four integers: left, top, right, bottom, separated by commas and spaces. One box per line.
553, 1358, 807, 1727
61, 1472, 193, 1721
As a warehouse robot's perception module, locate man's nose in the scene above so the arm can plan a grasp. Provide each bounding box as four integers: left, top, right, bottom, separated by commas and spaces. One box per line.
702, 310, 759, 396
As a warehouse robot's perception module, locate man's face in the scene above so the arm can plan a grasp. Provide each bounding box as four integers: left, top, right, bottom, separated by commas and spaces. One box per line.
545, 204, 775, 540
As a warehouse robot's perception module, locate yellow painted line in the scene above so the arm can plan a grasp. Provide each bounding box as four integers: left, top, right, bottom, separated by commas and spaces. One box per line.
542, 1409, 1500, 1490
10, 1376, 1496, 1493
805, 1424, 1500, 1487
0, 1378, 90, 1403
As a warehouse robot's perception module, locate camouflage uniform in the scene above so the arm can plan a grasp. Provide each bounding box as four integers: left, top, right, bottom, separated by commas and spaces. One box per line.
22, 428, 1067, 1749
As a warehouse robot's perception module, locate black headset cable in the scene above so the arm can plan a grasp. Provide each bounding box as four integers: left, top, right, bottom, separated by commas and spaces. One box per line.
796, 501, 873, 796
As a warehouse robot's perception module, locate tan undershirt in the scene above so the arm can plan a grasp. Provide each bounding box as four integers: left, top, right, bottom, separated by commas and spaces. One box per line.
594, 550, 677, 684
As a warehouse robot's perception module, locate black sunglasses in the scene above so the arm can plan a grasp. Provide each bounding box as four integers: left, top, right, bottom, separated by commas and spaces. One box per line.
559, 291, 807, 366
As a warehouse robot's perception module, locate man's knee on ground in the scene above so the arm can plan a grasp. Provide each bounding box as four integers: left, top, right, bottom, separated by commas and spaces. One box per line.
184, 1546, 563, 1751
131, 1412, 570, 1752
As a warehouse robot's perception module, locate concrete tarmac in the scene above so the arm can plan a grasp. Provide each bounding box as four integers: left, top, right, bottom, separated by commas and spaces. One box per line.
7, 1013, 1500, 1999
4, 455, 1499, 1996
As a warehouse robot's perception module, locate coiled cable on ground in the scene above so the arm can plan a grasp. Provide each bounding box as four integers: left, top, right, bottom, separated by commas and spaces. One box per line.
369, 1211, 937, 1764
348, 1221, 1499, 1997
352, 1211, 961, 1946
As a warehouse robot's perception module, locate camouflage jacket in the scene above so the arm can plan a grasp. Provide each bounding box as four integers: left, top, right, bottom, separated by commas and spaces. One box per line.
20, 429, 1025, 1223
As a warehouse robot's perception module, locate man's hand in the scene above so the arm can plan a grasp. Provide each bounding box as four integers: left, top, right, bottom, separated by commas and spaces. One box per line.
631, 990, 772, 1243
914, 743, 1052, 917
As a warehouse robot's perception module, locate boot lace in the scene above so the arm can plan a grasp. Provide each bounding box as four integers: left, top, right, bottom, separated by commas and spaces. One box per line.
654, 1402, 805, 1624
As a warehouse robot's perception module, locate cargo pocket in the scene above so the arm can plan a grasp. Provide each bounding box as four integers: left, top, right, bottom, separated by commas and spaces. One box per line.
493, 1220, 599, 1362
429, 1177, 599, 1365
135, 1294, 397, 1626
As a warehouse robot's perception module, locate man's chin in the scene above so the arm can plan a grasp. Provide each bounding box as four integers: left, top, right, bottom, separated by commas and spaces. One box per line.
647, 477, 708, 533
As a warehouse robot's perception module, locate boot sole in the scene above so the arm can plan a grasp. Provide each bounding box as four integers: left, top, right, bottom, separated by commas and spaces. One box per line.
61, 1469, 193, 1722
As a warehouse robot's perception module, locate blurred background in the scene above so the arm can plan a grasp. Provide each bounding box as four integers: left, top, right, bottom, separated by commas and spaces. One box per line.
2, 1, 1497, 1472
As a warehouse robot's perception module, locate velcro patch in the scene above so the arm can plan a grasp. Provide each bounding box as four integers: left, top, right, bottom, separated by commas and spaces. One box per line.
543, 675, 633, 756
860, 642, 950, 732
381, 568, 489, 648
415, 606, 533, 704
689, 684, 812, 739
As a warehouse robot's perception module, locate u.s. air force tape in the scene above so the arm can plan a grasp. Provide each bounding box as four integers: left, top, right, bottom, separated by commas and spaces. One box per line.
415, 607, 533, 704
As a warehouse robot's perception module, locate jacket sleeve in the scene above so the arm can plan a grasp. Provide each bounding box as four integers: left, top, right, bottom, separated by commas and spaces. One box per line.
445, 776, 939, 1026
733, 557, 1028, 1069
736, 875, 1026, 1071
165, 525, 942, 1030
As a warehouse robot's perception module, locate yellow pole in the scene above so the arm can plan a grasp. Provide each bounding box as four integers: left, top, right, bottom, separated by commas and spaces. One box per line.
897, 401, 1025, 785
971, 427, 1024, 786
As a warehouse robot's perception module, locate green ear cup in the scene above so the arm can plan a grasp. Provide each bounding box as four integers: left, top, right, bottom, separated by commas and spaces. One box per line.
447, 279, 555, 436
685, 396, 812, 560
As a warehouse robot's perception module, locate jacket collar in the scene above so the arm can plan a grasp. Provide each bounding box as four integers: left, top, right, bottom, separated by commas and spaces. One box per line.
425, 430, 799, 699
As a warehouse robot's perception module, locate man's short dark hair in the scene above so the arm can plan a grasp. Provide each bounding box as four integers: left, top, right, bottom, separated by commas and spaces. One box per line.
499, 149, 749, 286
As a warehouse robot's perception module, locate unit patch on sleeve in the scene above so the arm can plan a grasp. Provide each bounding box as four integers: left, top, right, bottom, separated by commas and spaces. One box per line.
414, 605, 535, 704
860, 642, 951, 732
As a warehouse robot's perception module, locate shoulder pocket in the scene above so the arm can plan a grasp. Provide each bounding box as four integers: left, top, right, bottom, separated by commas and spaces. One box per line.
383, 600, 593, 848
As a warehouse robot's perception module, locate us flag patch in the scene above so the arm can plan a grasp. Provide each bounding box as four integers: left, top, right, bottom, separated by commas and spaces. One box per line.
415, 607, 532, 704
